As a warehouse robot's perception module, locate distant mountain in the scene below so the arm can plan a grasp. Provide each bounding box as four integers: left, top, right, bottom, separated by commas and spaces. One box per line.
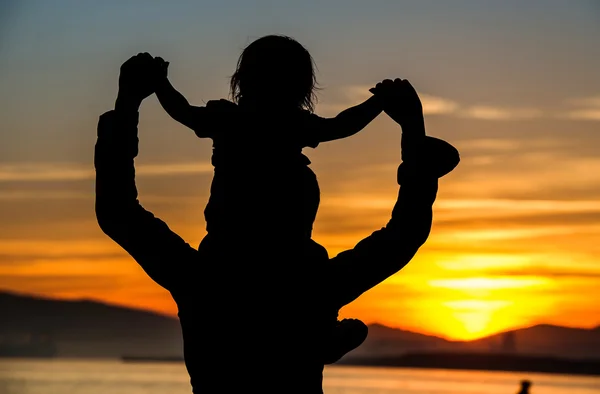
466, 324, 600, 360
2, 290, 600, 361
0, 290, 182, 358
344, 323, 600, 361
342, 323, 461, 358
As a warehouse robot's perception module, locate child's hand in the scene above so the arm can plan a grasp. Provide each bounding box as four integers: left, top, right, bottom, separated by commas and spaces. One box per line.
369, 79, 400, 112
206, 99, 238, 114
369, 78, 394, 96
153, 56, 169, 79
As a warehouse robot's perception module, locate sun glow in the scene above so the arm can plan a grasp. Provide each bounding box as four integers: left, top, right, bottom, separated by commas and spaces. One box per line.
429, 277, 548, 291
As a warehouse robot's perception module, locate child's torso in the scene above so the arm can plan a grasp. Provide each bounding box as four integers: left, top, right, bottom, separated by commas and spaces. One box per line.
204, 105, 321, 239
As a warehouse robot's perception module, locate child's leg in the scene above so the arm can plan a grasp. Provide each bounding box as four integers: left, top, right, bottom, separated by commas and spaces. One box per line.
397, 136, 460, 184
322, 318, 368, 364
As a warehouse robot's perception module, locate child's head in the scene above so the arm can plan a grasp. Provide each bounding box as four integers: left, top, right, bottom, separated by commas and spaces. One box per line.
230, 35, 318, 112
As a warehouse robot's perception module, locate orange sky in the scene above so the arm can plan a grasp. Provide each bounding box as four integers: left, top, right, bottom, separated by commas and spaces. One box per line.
1, 1, 600, 341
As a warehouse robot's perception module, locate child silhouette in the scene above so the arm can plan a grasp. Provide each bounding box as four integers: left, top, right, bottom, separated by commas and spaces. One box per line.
152, 35, 389, 363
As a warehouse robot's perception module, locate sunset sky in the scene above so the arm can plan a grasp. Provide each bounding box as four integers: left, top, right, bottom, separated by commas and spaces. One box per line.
1, 0, 600, 341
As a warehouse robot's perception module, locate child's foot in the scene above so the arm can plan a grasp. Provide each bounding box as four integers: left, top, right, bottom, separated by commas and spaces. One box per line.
397, 136, 460, 184
322, 318, 369, 364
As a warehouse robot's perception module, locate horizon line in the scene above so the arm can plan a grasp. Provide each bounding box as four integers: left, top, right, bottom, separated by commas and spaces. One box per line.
3, 288, 599, 342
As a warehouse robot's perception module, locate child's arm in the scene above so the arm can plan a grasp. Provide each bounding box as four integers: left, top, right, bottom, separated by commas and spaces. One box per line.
316, 95, 383, 143
155, 77, 204, 133
151, 57, 218, 137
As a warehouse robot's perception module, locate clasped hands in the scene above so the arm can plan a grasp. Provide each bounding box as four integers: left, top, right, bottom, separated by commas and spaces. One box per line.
370, 78, 424, 128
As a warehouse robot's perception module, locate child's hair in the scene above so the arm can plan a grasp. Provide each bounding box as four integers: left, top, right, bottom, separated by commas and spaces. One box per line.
230, 35, 319, 112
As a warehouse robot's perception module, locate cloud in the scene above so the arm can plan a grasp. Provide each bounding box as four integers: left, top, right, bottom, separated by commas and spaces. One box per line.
435, 198, 600, 214
564, 109, 600, 121
0, 274, 124, 293
0, 191, 90, 200
317, 86, 600, 123
457, 139, 521, 151
322, 87, 600, 123
420, 94, 460, 115
485, 267, 600, 280
345, 86, 459, 115
0, 252, 125, 265
0, 162, 213, 182
440, 149, 600, 201
459, 106, 543, 121
318, 85, 459, 117
563, 95, 600, 120
319, 85, 554, 121
566, 96, 600, 108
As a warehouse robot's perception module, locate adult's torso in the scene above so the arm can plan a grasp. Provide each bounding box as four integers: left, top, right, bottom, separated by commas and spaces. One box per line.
172, 242, 338, 394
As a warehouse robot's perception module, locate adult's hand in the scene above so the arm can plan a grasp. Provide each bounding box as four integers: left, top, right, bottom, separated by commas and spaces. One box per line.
370, 78, 423, 128
115, 52, 160, 111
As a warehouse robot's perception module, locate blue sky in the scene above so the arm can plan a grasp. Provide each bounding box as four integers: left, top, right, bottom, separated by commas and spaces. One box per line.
1, 0, 599, 164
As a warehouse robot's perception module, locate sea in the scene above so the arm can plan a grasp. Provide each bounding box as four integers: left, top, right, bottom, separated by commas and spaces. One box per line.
0, 359, 598, 394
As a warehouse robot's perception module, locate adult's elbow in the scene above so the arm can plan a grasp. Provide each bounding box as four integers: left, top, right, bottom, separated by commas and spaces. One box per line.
387, 220, 432, 260
95, 200, 120, 237
96, 208, 113, 236
411, 221, 433, 251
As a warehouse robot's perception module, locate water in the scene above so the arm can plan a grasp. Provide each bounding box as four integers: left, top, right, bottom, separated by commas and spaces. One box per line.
0, 359, 598, 394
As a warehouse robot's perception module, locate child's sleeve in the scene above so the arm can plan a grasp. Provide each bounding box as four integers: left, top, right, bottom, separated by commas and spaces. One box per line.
190, 99, 239, 139
186, 106, 217, 139
300, 112, 327, 149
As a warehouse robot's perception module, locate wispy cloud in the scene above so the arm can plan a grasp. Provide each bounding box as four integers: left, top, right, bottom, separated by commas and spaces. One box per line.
346, 86, 460, 115
321, 86, 600, 123
564, 109, 600, 121
459, 106, 543, 121
470, 267, 600, 280
457, 139, 521, 151
435, 198, 600, 214
566, 96, 600, 108
318, 85, 460, 117
0, 162, 213, 182
420, 94, 460, 115
0, 191, 90, 200
319, 85, 548, 121
563, 95, 600, 120
429, 277, 549, 291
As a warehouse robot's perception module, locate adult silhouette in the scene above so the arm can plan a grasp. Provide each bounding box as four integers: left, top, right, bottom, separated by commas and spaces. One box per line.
95, 53, 459, 393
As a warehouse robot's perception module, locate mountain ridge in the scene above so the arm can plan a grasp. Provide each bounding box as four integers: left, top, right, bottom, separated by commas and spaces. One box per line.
2, 289, 599, 360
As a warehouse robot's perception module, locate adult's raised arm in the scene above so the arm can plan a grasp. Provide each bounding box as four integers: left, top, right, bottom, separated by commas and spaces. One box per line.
328, 163, 438, 309
95, 54, 198, 292
327, 80, 459, 309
